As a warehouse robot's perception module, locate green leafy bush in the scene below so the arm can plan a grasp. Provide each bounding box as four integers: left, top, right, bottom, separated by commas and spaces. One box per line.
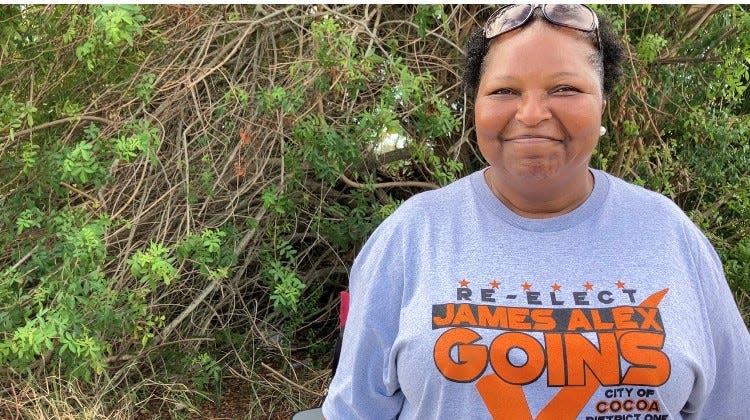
0, 4, 747, 417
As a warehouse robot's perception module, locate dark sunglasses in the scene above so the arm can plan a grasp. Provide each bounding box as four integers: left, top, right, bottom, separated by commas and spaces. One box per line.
484, 4, 601, 50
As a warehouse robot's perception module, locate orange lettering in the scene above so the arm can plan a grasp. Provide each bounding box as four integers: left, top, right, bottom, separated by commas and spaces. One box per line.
474, 289, 672, 420
507, 307, 531, 330
433, 328, 487, 382
590, 309, 614, 330
544, 333, 565, 386
620, 331, 670, 386
536, 369, 600, 420
612, 307, 638, 330
567, 309, 593, 331
432, 304, 454, 327
453, 303, 477, 326
530, 308, 556, 331
563, 333, 620, 386
596, 400, 609, 413
634, 307, 663, 331
489, 332, 545, 385
477, 305, 508, 329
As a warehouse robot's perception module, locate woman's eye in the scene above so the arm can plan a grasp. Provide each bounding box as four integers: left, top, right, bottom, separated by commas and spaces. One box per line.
492, 88, 517, 96
552, 86, 580, 94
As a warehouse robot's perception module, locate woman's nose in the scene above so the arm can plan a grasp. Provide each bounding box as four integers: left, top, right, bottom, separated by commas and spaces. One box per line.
515, 92, 551, 126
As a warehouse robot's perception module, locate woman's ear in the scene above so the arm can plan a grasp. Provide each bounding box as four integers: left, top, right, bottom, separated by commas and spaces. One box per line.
601, 99, 607, 115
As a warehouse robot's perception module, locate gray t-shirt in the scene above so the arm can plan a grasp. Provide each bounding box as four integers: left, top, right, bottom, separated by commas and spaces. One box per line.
322, 168, 750, 419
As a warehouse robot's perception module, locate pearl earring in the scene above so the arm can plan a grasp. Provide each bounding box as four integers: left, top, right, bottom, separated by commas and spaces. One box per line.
600, 126, 607, 136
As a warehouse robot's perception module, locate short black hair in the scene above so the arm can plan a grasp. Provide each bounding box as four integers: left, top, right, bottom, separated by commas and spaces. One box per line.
463, 8, 625, 101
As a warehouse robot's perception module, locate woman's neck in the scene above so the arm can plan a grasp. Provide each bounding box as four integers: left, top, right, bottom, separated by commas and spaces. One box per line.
485, 168, 594, 219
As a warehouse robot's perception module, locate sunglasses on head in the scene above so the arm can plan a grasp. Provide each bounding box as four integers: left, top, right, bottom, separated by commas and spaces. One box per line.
484, 4, 601, 50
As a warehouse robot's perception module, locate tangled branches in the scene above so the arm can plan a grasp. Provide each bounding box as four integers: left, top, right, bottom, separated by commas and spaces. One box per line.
1, 4, 749, 417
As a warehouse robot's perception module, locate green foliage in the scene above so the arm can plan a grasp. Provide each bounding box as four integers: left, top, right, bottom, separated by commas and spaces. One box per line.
176, 228, 236, 282
224, 86, 250, 106
74, 5, 148, 70
267, 260, 306, 313
260, 238, 305, 315
257, 86, 303, 115
413, 143, 464, 186
112, 120, 161, 164
0, 96, 37, 138
135, 72, 157, 104
725, 238, 750, 291
190, 352, 223, 393
1, 5, 749, 416
129, 241, 179, 287
62, 141, 102, 185
261, 185, 292, 216
414, 5, 448, 38
16, 206, 43, 234
290, 115, 362, 184
0, 4, 168, 383
311, 16, 356, 69
0, 213, 118, 381
21, 143, 39, 175
636, 33, 668, 64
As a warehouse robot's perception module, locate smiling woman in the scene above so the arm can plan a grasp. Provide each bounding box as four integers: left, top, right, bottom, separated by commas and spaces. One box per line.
321, 4, 750, 420
475, 20, 605, 218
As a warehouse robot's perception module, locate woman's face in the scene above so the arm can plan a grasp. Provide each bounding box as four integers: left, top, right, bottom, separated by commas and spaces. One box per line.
475, 20, 604, 190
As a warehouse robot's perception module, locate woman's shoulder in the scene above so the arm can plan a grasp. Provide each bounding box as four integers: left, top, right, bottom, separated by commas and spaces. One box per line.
600, 170, 707, 238
602, 171, 689, 217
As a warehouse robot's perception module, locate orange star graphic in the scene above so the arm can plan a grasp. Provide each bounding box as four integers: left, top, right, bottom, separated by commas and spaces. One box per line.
522, 282, 532, 291
615, 280, 626, 289
551, 283, 562, 292
583, 282, 594, 291
459, 278, 470, 288
490, 279, 500, 289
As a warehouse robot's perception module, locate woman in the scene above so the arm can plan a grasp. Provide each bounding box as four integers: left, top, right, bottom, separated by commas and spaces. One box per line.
322, 5, 750, 419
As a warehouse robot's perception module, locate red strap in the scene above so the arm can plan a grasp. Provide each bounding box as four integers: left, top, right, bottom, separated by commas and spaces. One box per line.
339, 291, 350, 330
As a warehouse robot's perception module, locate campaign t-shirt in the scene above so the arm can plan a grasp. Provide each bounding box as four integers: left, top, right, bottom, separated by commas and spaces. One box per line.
322, 169, 750, 420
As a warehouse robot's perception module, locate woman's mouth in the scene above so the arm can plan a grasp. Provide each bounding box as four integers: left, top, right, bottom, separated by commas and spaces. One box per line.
505, 136, 559, 144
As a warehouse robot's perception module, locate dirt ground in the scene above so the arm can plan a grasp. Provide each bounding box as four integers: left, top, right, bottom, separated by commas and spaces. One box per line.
190, 378, 256, 420
134, 376, 322, 420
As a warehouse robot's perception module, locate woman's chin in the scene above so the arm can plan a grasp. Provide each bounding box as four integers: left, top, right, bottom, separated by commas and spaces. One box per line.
503, 160, 562, 183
